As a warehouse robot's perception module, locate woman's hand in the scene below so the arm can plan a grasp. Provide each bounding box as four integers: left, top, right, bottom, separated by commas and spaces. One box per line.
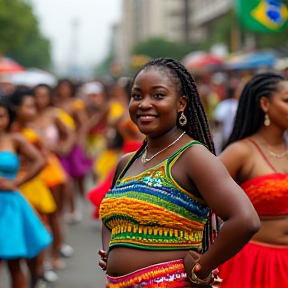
0, 178, 17, 191
98, 250, 107, 272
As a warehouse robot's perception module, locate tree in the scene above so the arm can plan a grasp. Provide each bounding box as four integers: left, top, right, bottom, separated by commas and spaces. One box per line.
0, 0, 51, 68
194, 8, 288, 53
132, 37, 191, 61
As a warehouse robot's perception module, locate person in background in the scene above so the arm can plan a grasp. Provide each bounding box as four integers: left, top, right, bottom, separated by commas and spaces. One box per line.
81, 81, 110, 182
9, 88, 58, 286
274, 57, 288, 80
98, 58, 260, 287
213, 78, 245, 153
219, 73, 288, 288
54, 79, 92, 223
33, 84, 76, 269
0, 96, 50, 288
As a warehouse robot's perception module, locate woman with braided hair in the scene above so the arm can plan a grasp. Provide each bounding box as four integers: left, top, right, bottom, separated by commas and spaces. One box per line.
98, 58, 260, 287
219, 72, 288, 288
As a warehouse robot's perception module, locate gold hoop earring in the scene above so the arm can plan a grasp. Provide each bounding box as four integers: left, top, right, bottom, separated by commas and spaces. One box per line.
264, 114, 270, 126
179, 112, 187, 126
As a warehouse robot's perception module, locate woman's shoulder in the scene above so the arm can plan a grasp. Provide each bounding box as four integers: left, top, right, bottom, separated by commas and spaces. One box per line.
10, 132, 30, 146
221, 138, 254, 158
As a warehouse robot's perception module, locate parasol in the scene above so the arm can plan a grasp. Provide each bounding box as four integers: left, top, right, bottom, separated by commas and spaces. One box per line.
183, 53, 223, 70
2, 68, 57, 87
0, 57, 25, 73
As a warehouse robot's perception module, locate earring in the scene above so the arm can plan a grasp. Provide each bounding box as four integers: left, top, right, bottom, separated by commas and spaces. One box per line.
179, 112, 187, 126
264, 114, 270, 126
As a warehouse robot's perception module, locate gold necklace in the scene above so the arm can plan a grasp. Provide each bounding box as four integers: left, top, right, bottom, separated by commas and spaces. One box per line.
266, 147, 288, 158
141, 131, 186, 163
261, 137, 288, 158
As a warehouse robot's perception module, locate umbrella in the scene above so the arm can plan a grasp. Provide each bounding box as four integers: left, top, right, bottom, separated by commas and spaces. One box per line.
224, 51, 277, 70
184, 53, 223, 70
2, 68, 57, 87
0, 57, 25, 73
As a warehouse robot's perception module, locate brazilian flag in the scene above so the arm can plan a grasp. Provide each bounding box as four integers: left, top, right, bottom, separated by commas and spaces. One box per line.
235, 0, 288, 32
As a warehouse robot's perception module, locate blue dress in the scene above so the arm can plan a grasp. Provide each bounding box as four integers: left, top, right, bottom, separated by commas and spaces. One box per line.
0, 151, 52, 260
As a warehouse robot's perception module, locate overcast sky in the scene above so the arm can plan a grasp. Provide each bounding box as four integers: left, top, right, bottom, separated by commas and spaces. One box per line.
30, 0, 122, 69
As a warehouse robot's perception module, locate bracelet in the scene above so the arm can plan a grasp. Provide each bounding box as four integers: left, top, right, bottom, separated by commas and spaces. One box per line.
188, 262, 212, 286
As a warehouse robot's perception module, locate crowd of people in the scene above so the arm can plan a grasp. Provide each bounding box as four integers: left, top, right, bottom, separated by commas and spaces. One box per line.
0, 77, 144, 288
0, 58, 288, 288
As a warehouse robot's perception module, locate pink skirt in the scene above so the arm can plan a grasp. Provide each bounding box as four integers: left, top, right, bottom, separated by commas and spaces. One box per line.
219, 241, 288, 288
58, 144, 93, 178
106, 259, 192, 288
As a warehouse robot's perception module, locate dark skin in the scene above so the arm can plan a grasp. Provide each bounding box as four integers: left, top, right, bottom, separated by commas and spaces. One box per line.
0, 106, 45, 288
99, 68, 260, 283
220, 80, 288, 246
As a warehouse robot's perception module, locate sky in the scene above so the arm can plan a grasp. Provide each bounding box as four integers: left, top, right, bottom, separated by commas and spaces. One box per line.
30, 0, 122, 72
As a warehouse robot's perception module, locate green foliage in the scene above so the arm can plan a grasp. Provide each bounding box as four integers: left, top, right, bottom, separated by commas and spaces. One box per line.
0, 0, 51, 68
132, 37, 191, 60
94, 53, 114, 76
193, 8, 288, 53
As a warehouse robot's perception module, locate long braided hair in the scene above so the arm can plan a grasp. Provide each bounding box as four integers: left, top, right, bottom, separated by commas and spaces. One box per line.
115, 58, 216, 253
128, 58, 215, 163
225, 72, 285, 148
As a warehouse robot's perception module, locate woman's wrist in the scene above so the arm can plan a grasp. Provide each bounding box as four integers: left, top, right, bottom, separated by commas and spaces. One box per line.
196, 259, 212, 280
190, 262, 212, 285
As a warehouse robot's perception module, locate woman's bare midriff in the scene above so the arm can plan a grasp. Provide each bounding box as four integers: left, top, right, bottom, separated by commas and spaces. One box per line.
252, 216, 288, 245
106, 248, 191, 277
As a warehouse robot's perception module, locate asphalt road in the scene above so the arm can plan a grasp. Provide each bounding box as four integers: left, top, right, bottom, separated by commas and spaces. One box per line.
0, 184, 106, 288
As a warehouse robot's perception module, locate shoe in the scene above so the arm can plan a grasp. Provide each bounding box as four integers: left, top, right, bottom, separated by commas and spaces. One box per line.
59, 243, 74, 258
43, 270, 58, 283
64, 211, 82, 224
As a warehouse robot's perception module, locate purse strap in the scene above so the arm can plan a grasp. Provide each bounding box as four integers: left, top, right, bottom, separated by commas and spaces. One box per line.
202, 211, 221, 253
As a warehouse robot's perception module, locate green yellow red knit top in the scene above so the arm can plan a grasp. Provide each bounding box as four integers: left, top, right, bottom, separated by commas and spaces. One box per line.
99, 141, 210, 252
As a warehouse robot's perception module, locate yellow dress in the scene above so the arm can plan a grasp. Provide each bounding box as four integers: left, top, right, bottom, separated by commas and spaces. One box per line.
18, 128, 56, 214
40, 153, 67, 188
56, 108, 76, 130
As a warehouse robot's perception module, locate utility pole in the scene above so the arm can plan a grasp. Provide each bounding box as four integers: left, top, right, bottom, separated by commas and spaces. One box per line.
184, 0, 190, 43
69, 18, 80, 78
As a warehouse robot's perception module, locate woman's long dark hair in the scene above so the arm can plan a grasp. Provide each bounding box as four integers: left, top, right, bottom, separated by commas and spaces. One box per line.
0, 96, 15, 128
115, 58, 216, 253
128, 57, 215, 162
225, 72, 285, 148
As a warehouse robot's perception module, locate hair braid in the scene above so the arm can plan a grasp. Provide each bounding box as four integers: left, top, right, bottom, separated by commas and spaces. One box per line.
132, 58, 215, 155
225, 72, 285, 147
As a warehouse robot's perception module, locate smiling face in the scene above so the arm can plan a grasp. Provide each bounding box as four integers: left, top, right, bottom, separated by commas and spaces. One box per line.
265, 80, 288, 130
129, 67, 186, 137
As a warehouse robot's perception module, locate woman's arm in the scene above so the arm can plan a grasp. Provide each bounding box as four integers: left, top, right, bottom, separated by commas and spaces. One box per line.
13, 133, 46, 186
53, 110, 76, 155
102, 224, 111, 251
73, 107, 90, 147
185, 145, 260, 279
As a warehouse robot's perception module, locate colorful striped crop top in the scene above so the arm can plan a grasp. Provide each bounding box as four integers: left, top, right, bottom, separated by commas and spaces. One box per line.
240, 139, 288, 216
99, 141, 210, 252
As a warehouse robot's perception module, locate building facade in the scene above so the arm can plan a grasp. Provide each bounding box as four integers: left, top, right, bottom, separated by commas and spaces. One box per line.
113, 0, 233, 71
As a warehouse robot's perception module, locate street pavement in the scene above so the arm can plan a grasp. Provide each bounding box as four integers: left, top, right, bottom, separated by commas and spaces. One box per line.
0, 183, 106, 288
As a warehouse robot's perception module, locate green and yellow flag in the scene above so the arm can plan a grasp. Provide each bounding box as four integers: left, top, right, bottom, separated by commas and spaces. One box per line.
235, 0, 288, 32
